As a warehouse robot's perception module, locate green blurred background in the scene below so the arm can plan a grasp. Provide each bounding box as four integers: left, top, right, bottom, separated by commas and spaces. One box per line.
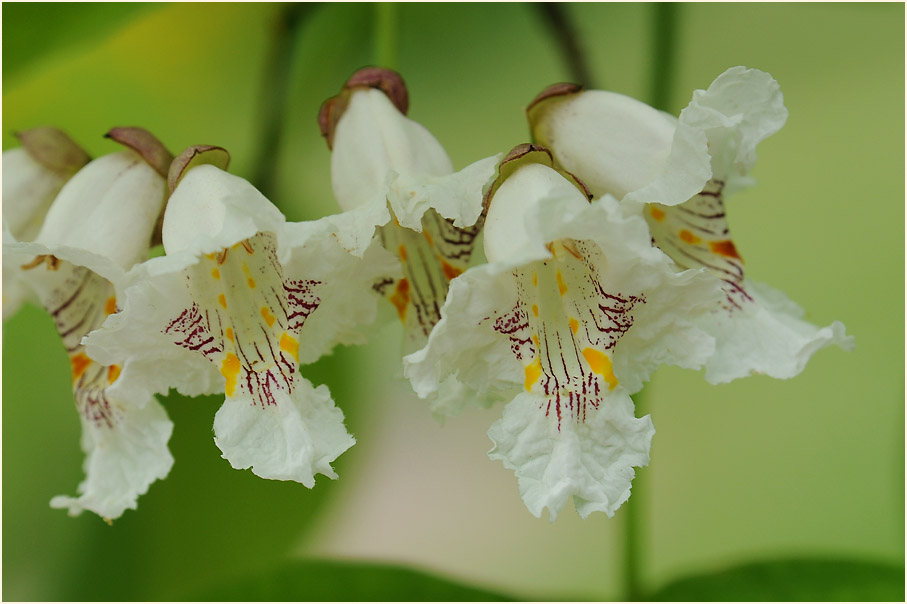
2, 3, 903, 601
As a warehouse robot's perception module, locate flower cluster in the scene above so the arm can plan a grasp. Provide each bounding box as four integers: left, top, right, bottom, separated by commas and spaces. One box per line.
3, 66, 852, 522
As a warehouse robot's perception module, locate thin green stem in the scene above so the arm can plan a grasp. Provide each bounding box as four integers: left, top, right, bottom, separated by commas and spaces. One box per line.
623, 389, 648, 601
374, 3, 398, 69
622, 9, 681, 600
649, 3, 680, 112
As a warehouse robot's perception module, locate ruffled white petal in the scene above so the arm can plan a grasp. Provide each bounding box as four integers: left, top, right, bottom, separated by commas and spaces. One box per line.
487, 387, 653, 520
83, 253, 226, 408
679, 66, 787, 194
49, 394, 174, 520
702, 279, 854, 384
403, 263, 524, 416
281, 219, 400, 363
389, 153, 501, 231
213, 378, 354, 486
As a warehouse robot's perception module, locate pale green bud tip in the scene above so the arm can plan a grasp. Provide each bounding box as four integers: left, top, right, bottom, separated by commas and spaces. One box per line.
318, 66, 409, 150
15, 126, 91, 176
168, 145, 231, 194
105, 127, 175, 179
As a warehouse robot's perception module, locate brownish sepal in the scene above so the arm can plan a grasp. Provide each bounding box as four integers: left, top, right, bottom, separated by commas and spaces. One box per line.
526, 82, 583, 116
105, 127, 175, 179
318, 66, 409, 150
481, 143, 593, 220
167, 145, 231, 194
16, 127, 91, 177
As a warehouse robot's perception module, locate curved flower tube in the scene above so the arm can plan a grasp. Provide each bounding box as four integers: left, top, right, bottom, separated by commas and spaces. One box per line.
2, 127, 173, 521
404, 146, 722, 519
2, 127, 90, 319
528, 67, 853, 383
319, 67, 500, 351
86, 149, 398, 486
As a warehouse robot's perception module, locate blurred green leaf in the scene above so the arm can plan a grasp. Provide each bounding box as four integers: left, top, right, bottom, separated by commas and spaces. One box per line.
2, 3, 160, 87
650, 557, 904, 601
193, 559, 514, 601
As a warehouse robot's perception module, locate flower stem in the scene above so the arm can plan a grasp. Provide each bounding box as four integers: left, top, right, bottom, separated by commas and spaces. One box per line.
374, 3, 398, 69
648, 2, 680, 111
623, 389, 648, 601
535, 3, 595, 87
251, 3, 319, 200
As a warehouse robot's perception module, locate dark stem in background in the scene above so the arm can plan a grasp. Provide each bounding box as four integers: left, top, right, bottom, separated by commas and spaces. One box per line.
624, 6, 681, 601
252, 3, 320, 200
535, 3, 595, 87
648, 3, 679, 112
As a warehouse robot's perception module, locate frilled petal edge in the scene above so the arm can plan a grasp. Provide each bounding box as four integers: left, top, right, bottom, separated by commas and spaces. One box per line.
702, 279, 854, 384
50, 395, 173, 520
213, 378, 354, 487
488, 387, 654, 521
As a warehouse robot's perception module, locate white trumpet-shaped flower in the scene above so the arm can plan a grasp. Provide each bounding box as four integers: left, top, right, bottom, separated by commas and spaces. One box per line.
2, 128, 174, 521
319, 67, 499, 351
528, 67, 853, 383
3, 127, 90, 319
404, 146, 722, 519
86, 148, 398, 486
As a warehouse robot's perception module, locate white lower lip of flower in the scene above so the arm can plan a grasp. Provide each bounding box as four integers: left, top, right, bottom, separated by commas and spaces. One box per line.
486, 237, 654, 520
163, 230, 354, 485
375, 209, 478, 351
21, 258, 172, 520
496, 239, 644, 425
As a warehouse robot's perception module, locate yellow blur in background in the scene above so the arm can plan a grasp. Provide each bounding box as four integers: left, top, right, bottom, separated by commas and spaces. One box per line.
2, 3, 903, 600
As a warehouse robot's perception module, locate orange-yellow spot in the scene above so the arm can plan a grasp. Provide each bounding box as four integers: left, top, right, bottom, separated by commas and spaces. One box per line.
582, 347, 619, 390
569, 317, 579, 335
423, 230, 433, 245
211, 268, 220, 280
220, 353, 240, 397
107, 364, 121, 384
260, 306, 276, 327
280, 332, 299, 362
205, 252, 217, 261
678, 229, 702, 245
532, 334, 540, 349
389, 278, 410, 321
247, 277, 256, 289
556, 271, 567, 296
532, 272, 538, 287
531, 304, 539, 317
70, 352, 92, 382
709, 239, 743, 261
225, 327, 234, 343
104, 296, 117, 315
649, 206, 666, 221
218, 294, 227, 309
398, 244, 408, 261
524, 358, 542, 391
441, 260, 462, 281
